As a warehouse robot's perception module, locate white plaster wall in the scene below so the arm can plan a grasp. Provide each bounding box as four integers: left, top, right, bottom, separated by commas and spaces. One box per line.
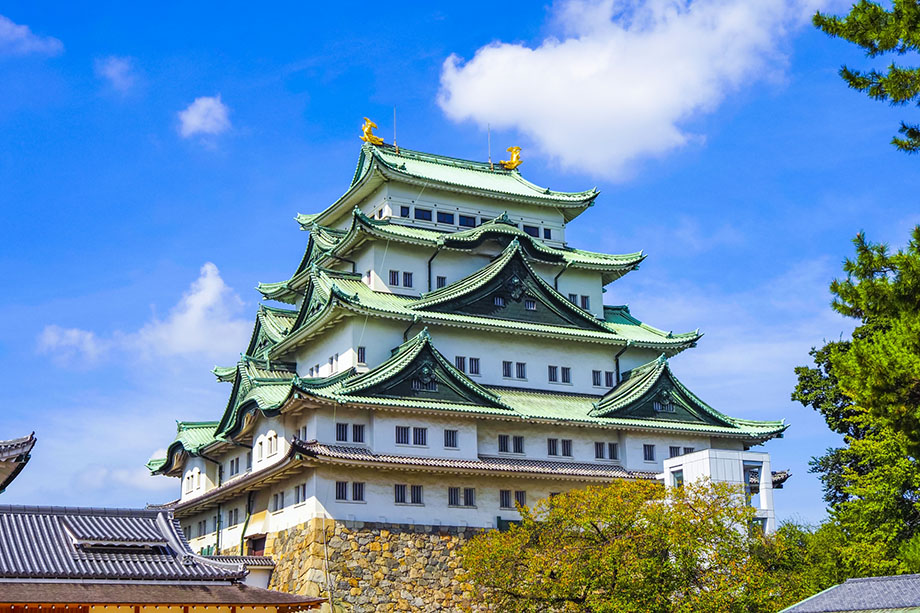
252, 415, 290, 472
372, 411, 479, 461
620, 431, 712, 473
383, 183, 568, 245
293, 322, 358, 378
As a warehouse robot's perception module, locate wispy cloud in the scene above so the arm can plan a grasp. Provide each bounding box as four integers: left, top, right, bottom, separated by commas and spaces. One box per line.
37, 262, 250, 365
178, 95, 231, 138
438, 0, 835, 180
0, 14, 62, 57
94, 56, 137, 93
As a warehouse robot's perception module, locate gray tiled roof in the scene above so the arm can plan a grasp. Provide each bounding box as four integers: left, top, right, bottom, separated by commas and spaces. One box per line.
0, 432, 35, 493
781, 574, 920, 612
0, 505, 245, 582
294, 440, 659, 480
208, 555, 276, 567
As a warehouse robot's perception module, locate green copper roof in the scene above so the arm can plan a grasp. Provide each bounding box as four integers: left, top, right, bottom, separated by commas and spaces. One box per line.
268, 261, 700, 361
258, 210, 643, 303
213, 355, 298, 440
147, 421, 220, 476
309, 144, 598, 227
271, 329, 786, 441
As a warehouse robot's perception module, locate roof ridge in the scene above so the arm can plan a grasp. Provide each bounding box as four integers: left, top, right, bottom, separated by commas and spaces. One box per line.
0, 505, 162, 517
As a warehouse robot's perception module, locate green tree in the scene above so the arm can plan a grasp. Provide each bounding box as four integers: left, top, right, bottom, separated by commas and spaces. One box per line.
814, 1, 920, 153
461, 480, 810, 612
792, 227, 920, 575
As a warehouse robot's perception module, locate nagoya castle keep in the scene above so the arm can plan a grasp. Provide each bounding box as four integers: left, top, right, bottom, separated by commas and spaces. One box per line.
148, 121, 789, 608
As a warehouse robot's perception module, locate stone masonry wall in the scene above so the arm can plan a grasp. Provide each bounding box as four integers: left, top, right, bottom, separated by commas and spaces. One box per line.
261, 518, 488, 612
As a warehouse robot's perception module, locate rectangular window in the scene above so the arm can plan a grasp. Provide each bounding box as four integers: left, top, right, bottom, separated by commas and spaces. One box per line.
448, 486, 461, 507
389, 270, 400, 286
498, 434, 510, 453
352, 424, 365, 444
605, 371, 615, 387
246, 451, 252, 470
394, 484, 407, 504
502, 361, 513, 378
444, 429, 458, 448
515, 362, 526, 379
547, 438, 559, 456
464, 487, 476, 507
400, 206, 410, 218
455, 356, 466, 372
581, 295, 590, 310
410, 484, 424, 504
543, 228, 552, 239
437, 211, 455, 224
459, 214, 476, 227
561, 367, 571, 384
437, 275, 447, 289
469, 357, 480, 375
357, 346, 366, 364
413, 427, 427, 446
257, 441, 263, 460
561, 439, 572, 457
670, 446, 682, 458
567, 293, 577, 304
643, 444, 656, 462
592, 370, 602, 386
414, 208, 432, 221
352, 482, 365, 502
335, 481, 348, 501
295, 484, 306, 504
335, 423, 349, 442
513, 435, 524, 454
595, 442, 605, 459
403, 272, 413, 288
365, 270, 371, 285
524, 299, 536, 311
548, 365, 558, 382
608, 442, 619, 460
522, 225, 539, 238
684, 447, 695, 455
515, 491, 527, 507
494, 295, 506, 307
395, 426, 410, 445
499, 489, 512, 509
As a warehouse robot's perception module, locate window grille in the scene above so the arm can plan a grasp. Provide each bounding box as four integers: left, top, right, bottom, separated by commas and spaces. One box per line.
413, 427, 427, 446
561, 439, 572, 457
494, 295, 506, 307
670, 446, 682, 458
469, 357, 480, 375
352, 424, 365, 443
357, 346, 366, 364
335, 423, 348, 442
389, 270, 399, 286
514, 491, 527, 507
410, 485, 424, 504
547, 438, 559, 456
455, 356, 466, 372
395, 426, 410, 445
548, 365, 558, 382
515, 362, 526, 379
403, 272, 413, 287
595, 442, 606, 459
464, 487, 476, 507
592, 370, 602, 386
444, 429, 458, 448
561, 367, 571, 383
524, 299, 536, 310
513, 435, 524, 454
437, 276, 447, 288
448, 487, 460, 506
608, 442, 619, 460
499, 489, 512, 508
502, 361, 512, 378
352, 482, 365, 502
411, 378, 437, 391
498, 434, 510, 453
643, 444, 656, 462
394, 484, 407, 504
335, 481, 348, 501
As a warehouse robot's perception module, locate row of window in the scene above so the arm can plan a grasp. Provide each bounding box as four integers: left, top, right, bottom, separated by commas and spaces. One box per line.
392, 484, 528, 509
255, 432, 279, 461
271, 482, 310, 511
397, 206, 553, 240
640, 444, 696, 462
228, 452, 252, 477
453, 355, 481, 375
388, 270, 414, 288
335, 422, 366, 443
566, 293, 592, 310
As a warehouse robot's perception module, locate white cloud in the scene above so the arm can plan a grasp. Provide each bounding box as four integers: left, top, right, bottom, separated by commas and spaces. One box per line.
37, 325, 107, 365
438, 0, 832, 179
132, 262, 249, 358
94, 56, 136, 93
178, 95, 231, 138
37, 262, 250, 365
0, 14, 62, 56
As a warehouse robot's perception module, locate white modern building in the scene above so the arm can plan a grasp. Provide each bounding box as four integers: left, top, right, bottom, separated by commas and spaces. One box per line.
148, 130, 789, 557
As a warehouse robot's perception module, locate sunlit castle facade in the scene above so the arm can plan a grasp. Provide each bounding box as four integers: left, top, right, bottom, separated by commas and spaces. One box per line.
148, 123, 789, 558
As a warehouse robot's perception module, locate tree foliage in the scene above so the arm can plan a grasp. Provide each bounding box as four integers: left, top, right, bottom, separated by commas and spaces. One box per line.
814, 1, 920, 153
461, 480, 811, 612
792, 226, 920, 576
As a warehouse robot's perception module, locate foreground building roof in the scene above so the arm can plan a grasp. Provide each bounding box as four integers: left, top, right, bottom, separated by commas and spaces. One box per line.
0, 505, 321, 609
780, 574, 920, 612
0, 433, 35, 494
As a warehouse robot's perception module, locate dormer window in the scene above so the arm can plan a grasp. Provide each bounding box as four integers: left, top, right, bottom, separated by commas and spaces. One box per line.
524, 299, 536, 311
494, 296, 505, 307
411, 378, 437, 392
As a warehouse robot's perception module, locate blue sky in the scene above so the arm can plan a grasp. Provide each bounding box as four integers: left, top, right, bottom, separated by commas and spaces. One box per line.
1, 1, 918, 523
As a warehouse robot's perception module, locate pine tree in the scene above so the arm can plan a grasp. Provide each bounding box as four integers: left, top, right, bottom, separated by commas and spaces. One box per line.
814, 1, 920, 153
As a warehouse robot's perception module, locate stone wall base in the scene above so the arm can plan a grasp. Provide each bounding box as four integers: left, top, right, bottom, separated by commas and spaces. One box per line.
258, 519, 488, 612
